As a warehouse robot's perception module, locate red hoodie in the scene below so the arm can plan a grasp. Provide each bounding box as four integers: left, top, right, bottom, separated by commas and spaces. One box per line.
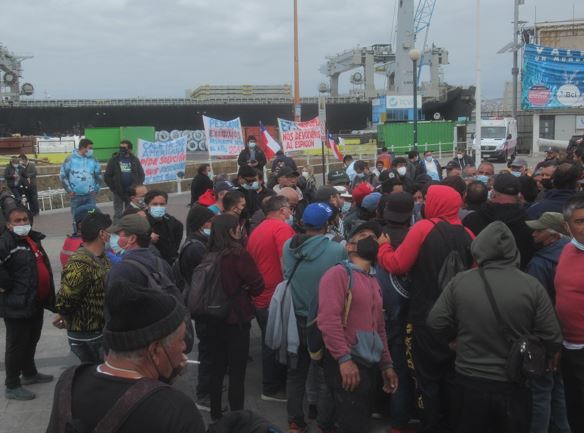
378, 185, 475, 275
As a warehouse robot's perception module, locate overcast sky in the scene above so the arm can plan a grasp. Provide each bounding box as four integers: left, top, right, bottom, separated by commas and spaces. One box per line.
1, 0, 582, 100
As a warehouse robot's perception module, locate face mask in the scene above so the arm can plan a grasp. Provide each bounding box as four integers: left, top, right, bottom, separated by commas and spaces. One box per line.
302, 171, 309, 179
425, 156, 433, 162
150, 206, 166, 219
12, 163, 19, 168
357, 172, 366, 179
156, 347, 185, 385
286, 215, 294, 226
477, 174, 489, 185
511, 171, 521, 178
541, 179, 553, 190
571, 238, 584, 252
355, 236, 379, 263
342, 202, 351, 213
202, 228, 211, 237
109, 233, 126, 255
397, 167, 407, 176
456, 154, 463, 159
86, 149, 94, 157
12, 224, 31, 237
242, 181, 259, 191
119, 147, 129, 155
248, 142, 256, 149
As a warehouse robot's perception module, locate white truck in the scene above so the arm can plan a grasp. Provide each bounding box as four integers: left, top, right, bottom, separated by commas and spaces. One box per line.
475, 118, 518, 162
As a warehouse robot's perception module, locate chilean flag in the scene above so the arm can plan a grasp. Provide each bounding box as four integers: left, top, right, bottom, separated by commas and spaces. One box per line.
327, 133, 344, 162
259, 122, 281, 159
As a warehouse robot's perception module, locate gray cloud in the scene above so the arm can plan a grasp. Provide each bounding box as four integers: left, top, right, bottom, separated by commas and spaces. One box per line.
1, 0, 581, 99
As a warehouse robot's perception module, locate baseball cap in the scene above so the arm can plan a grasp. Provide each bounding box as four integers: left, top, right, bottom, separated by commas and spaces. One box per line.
361, 192, 382, 212
381, 192, 414, 223
510, 158, 528, 168
445, 160, 460, 171
74, 204, 102, 226
493, 173, 521, 196
334, 185, 352, 199
349, 221, 382, 240
526, 212, 568, 236
276, 166, 300, 179
352, 182, 375, 206
314, 186, 339, 203
214, 180, 237, 195
108, 214, 151, 235
302, 203, 333, 229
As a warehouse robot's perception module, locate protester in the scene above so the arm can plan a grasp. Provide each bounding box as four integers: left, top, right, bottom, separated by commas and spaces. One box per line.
372, 160, 386, 177
247, 195, 296, 402
510, 157, 529, 177
19, 154, 39, 215
4, 156, 26, 202
236, 165, 264, 218
104, 140, 145, 223
377, 185, 474, 433
273, 167, 303, 199
344, 155, 356, 182
238, 136, 267, 170
416, 150, 442, 181
525, 212, 571, 433
0, 206, 55, 400
555, 193, 584, 432
518, 175, 540, 208
318, 221, 398, 433
208, 180, 237, 214
476, 161, 495, 185
527, 161, 582, 219
444, 161, 462, 178
350, 160, 376, 189
206, 214, 265, 421
406, 151, 420, 181
282, 203, 347, 433
46, 280, 206, 433
145, 190, 184, 265
427, 221, 562, 433
462, 164, 477, 180
223, 190, 247, 219
463, 173, 535, 270
298, 165, 317, 203
459, 180, 488, 220
53, 212, 112, 363
60, 138, 102, 233
60, 204, 102, 267
272, 150, 298, 174
535, 147, 560, 172
127, 184, 148, 210
343, 182, 374, 238
441, 175, 467, 199
450, 148, 474, 169
190, 163, 214, 206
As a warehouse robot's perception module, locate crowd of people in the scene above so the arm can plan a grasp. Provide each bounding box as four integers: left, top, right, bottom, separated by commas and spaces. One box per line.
1, 139, 584, 433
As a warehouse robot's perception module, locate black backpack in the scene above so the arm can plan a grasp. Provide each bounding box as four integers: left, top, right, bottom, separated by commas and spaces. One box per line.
171, 239, 205, 292
185, 251, 233, 321
430, 220, 471, 292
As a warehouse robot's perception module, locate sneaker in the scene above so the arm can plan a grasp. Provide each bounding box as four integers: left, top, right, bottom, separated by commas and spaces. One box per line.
288, 421, 307, 433
20, 373, 54, 385
308, 403, 318, 420
195, 395, 211, 412
261, 391, 287, 402
5, 387, 35, 400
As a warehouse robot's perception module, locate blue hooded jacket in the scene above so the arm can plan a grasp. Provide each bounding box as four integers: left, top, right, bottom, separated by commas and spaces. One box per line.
59, 150, 102, 195
526, 237, 570, 302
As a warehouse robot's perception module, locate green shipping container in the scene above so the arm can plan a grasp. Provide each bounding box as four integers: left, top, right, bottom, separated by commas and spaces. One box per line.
84, 126, 155, 162
377, 121, 454, 155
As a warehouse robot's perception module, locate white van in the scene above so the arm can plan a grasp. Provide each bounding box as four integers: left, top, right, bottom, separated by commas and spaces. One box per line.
476, 118, 518, 162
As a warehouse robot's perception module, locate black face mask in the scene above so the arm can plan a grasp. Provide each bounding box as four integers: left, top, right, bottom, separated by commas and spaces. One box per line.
155, 347, 184, 385
356, 236, 379, 263
119, 147, 129, 155
541, 179, 553, 190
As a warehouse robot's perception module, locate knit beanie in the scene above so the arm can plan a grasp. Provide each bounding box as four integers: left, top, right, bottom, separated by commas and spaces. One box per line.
104, 280, 185, 352
187, 204, 215, 232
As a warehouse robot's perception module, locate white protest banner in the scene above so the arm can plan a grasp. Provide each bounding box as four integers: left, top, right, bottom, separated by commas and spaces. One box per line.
278, 117, 322, 152
202, 116, 245, 157
138, 136, 187, 184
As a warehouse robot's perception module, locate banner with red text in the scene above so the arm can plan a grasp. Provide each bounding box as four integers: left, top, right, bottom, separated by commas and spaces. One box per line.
203, 116, 245, 157
278, 117, 322, 152
138, 136, 187, 184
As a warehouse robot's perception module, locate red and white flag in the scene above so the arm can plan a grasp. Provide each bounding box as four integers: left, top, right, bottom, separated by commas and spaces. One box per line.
327, 134, 344, 162
259, 122, 281, 159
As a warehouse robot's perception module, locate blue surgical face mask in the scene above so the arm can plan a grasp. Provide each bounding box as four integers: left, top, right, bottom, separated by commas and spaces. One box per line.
248, 142, 256, 149
425, 156, 433, 162
342, 202, 351, 213
12, 224, 31, 237
571, 237, 584, 252
109, 233, 125, 255
357, 172, 366, 179
476, 174, 489, 185
86, 149, 94, 157
511, 171, 521, 178
243, 181, 260, 191
202, 228, 211, 237
149, 206, 166, 219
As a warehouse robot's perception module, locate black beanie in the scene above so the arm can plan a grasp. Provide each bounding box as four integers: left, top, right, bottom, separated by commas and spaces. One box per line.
104, 280, 185, 352
187, 204, 215, 233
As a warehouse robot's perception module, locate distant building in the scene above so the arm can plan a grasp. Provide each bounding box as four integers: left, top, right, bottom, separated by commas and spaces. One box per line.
186, 84, 292, 102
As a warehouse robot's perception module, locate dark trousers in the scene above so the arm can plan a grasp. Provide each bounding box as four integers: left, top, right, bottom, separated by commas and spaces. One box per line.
410, 324, 455, 433
453, 374, 531, 433
194, 319, 211, 398
23, 185, 39, 215
561, 347, 584, 433
208, 322, 251, 420
323, 352, 378, 433
112, 193, 128, 224
255, 307, 287, 394
4, 309, 44, 389
67, 331, 103, 364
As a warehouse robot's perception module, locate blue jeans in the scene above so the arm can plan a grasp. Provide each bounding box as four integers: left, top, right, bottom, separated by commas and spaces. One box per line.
70, 194, 96, 233
530, 371, 571, 433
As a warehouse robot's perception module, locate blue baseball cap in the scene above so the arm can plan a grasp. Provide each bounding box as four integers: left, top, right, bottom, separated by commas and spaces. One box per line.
361, 192, 382, 212
302, 203, 333, 229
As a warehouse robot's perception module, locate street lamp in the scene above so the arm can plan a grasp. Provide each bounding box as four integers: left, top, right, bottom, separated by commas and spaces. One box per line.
409, 48, 421, 152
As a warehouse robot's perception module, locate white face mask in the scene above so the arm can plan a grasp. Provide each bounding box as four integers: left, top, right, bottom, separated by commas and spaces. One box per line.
12, 224, 32, 237
302, 171, 309, 179
457, 154, 463, 159
397, 166, 407, 176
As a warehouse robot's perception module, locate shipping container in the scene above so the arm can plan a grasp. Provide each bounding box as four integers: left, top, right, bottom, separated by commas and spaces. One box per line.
0, 136, 36, 156
84, 126, 155, 161
377, 121, 455, 155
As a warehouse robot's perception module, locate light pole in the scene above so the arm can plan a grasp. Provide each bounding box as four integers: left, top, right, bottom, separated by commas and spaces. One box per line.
293, 0, 301, 121
409, 48, 421, 152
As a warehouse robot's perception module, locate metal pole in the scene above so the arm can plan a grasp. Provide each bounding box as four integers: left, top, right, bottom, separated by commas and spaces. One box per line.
293, 0, 301, 122
475, 0, 482, 163
413, 58, 418, 151
321, 140, 326, 185
512, 0, 519, 120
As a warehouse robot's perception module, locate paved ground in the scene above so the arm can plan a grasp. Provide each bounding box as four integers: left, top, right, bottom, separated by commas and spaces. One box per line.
0, 154, 544, 433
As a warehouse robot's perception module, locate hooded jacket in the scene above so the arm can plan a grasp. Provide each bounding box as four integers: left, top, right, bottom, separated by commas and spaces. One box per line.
427, 221, 562, 383
527, 189, 576, 220
377, 185, 474, 325
59, 150, 102, 196
283, 234, 347, 317
104, 151, 145, 198
526, 238, 569, 302
463, 202, 534, 270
